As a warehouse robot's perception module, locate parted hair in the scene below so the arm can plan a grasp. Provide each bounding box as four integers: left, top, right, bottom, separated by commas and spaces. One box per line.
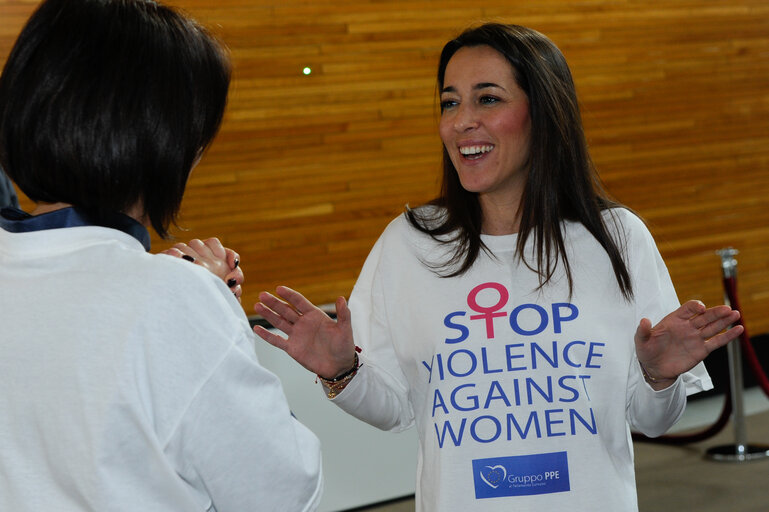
0, 0, 231, 237
407, 23, 633, 300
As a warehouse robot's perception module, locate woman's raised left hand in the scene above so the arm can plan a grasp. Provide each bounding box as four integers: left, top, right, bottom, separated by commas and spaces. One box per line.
634, 300, 743, 390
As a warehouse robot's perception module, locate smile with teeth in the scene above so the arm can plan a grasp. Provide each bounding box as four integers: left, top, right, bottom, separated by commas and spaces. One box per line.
459, 144, 494, 159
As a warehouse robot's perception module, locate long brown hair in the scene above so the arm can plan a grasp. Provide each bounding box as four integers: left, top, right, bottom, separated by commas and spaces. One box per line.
407, 23, 633, 300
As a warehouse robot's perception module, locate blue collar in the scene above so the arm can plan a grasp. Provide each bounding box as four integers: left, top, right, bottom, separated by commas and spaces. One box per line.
0, 206, 151, 251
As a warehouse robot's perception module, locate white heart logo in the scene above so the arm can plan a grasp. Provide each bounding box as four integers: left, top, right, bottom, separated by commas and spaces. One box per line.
479, 464, 507, 489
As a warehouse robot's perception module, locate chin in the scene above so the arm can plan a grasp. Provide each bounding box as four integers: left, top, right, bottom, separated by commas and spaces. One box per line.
456, 178, 488, 194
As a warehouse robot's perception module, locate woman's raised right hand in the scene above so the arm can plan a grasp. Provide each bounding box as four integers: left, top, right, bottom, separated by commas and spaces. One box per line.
254, 286, 357, 379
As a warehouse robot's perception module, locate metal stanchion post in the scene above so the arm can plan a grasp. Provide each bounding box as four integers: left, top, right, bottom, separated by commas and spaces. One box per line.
705, 247, 769, 462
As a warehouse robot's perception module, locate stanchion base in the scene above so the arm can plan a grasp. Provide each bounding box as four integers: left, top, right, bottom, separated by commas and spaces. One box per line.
705, 444, 769, 462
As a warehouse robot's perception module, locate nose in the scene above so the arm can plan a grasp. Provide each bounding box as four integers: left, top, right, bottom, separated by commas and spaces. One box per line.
453, 103, 479, 132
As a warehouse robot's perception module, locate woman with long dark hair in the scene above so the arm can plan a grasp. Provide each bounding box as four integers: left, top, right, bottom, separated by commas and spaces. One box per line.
255, 23, 740, 511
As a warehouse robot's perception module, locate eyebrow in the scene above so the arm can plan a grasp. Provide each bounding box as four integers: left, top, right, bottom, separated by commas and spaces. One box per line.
440, 82, 506, 94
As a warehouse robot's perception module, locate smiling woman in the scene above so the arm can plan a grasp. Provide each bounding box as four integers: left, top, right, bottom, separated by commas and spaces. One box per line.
256, 24, 740, 512
253, 22, 743, 512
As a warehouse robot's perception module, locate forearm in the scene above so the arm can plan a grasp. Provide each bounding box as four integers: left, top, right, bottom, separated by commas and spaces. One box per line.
329, 361, 414, 433
627, 362, 686, 437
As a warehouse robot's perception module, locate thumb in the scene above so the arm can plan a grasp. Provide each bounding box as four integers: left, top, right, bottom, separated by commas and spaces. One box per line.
336, 296, 351, 327
635, 317, 653, 345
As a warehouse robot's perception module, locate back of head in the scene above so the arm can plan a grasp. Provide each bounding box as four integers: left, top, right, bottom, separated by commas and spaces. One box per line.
0, 0, 231, 237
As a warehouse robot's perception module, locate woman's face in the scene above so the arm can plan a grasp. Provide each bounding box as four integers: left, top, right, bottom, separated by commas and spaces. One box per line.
439, 45, 531, 208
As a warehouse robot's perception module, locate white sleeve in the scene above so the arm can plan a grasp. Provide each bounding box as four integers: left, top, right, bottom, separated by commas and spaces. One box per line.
621, 211, 712, 435
166, 333, 323, 512
330, 226, 415, 432
626, 355, 687, 437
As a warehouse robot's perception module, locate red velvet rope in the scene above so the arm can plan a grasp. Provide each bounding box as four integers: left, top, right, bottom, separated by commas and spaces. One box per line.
722, 276, 769, 396
634, 269, 769, 444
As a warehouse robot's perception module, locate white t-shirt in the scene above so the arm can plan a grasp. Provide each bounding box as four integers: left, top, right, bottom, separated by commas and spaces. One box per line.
0, 224, 322, 511
333, 207, 711, 512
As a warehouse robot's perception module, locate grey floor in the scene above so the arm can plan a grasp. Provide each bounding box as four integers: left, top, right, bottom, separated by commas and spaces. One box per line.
352, 389, 769, 512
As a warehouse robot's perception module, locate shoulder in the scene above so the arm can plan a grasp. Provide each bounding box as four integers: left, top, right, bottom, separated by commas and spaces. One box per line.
120, 253, 256, 394
109, 247, 249, 340
149, 252, 243, 312
356, 206, 448, 282
604, 206, 645, 229
377, 206, 452, 255
599, 207, 670, 279
596, 206, 655, 247
563, 206, 646, 245
384, 205, 448, 239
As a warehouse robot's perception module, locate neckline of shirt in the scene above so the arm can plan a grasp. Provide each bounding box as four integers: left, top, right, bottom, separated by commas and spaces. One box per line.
0, 206, 151, 251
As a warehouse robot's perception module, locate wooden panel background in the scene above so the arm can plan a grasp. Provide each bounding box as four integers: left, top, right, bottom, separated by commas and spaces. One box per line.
2, 1, 768, 335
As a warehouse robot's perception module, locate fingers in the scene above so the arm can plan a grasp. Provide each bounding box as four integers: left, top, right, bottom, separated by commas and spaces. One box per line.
254, 301, 293, 333
275, 285, 317, 315
167, 238, 236, 266
254, 287, 329, 333
180, 239, 213, 260
225, 267, 245, 288
677, 300, 706, 319
160, 247, 185, 258
225, 248, 240, 270
167, 243, 199, 261
160, 239, 242, 300
697, 309, 740, 338
676, 301, 742, 340
704, 324, 745, 354
690, 304, 738, 330
255, 291, 301, 330
253, 324, 289, 352
202, 237, 227, 260
259, 291, 300, 320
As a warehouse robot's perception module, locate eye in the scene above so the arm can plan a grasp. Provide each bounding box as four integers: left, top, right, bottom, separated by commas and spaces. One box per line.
440, 98, 458, 111
479, 95, 500, 105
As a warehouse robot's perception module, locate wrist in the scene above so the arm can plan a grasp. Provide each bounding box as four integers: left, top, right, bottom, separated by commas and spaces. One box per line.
639, 361, 677, 389
317, 347, 362, 399
320, 351, 359, 382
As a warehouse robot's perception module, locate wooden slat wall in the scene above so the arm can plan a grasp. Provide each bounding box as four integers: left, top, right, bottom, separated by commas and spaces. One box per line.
2, 1, 769, 335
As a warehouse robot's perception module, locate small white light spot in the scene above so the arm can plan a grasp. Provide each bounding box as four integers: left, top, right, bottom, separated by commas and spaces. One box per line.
303, 67, 312, 75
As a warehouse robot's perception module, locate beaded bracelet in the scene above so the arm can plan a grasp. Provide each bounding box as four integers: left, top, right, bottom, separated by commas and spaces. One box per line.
320, 352, 360, 383
320, 369, 358, 399
317, 348, 362, 399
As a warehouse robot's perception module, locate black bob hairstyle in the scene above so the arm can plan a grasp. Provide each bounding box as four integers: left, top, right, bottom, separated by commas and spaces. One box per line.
0, 0, 231, 237
407, 23, 633, 300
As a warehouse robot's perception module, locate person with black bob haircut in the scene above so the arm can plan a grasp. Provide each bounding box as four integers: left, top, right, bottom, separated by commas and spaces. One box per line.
0, 0, 226, 238
0, 1, 322, 510
254, 23, 742, 511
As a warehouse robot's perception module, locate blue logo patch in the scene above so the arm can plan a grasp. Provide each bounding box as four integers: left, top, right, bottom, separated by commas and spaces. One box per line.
472, 451, 570, 499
